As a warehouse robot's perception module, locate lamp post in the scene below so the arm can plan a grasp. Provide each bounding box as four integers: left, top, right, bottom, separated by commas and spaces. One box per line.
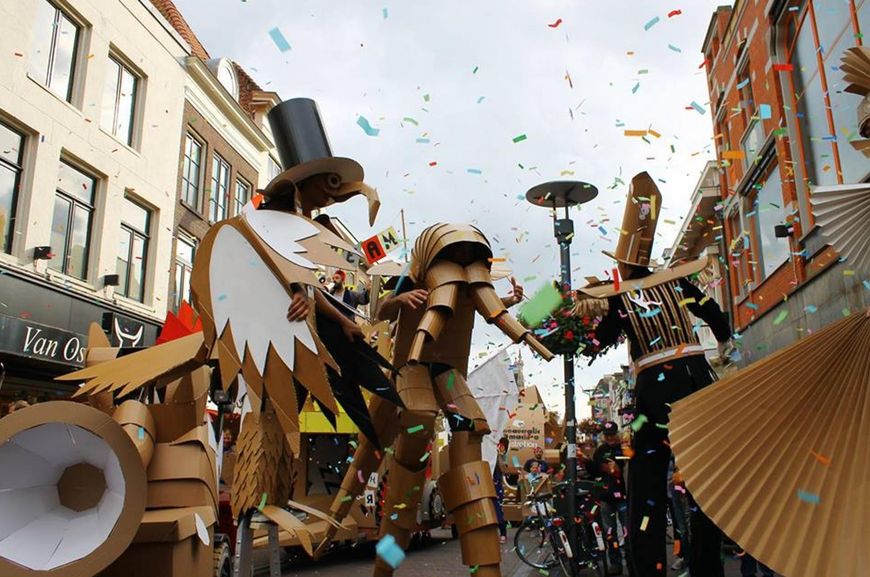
525, 180, 598, 567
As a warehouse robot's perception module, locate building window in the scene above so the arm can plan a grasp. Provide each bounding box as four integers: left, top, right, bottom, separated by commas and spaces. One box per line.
209, 154, 230, 222
780, 0, 869, 187
116, 197, 150, 302
29, 0, 80, 102
181, 133, 203, 209
100, 56, 139, 146
174, 232, 196, 311
267, 156, 281, 181
234, 177, 251, 215
50, 160, 95, 279
741, 119, 765, 169
0, 122, 24, 254
748, 162, 790, 281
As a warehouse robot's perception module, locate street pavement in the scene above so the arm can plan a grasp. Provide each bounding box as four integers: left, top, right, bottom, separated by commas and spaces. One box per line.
270, 529, 750, 577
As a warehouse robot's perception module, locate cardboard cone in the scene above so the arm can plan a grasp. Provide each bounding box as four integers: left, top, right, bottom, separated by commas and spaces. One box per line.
669, 311, 870, 577
0, 402, 147, 576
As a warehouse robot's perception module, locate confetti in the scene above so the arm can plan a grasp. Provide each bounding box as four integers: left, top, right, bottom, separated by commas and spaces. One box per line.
772, 310, 788, 325
759, 103, 772, 119
668, 9, 682, 17
773, 63, 794, 72
512, 134, 528, 143
519, 282, 562, 326
797, 490, 820, 505
376, 535, 406, 569
643, 16, 660, 31
548, 18, 563, 28
356, 116, 380, 136
402, 117, 419, 126
810, 450, 831, 467
668, 44, 682, 53
268, 27, 292, 52
407, 424, 425, 434
466, 168, 482, 175
382, 7, 388, 19
689, 101, 706, 114
640, 515, 650, 531
630, 414, 648, 432
257, 492, 268, 511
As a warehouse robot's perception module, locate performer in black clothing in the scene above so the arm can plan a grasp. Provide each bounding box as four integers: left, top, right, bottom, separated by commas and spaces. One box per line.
575, 172, 734, 577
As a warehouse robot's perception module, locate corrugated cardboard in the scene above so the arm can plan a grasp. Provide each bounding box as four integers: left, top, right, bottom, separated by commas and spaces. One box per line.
147, 442, 218, 511
147, 479, 215, 510
102, 507, 215, 577
0, 401, 146, 577
114, 401, 156, 467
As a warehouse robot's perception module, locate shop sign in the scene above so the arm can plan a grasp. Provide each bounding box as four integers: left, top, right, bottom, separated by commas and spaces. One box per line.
0, 315, 86, 366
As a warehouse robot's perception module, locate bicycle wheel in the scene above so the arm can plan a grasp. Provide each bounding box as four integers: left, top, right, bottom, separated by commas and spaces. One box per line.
514, 520, 559, 569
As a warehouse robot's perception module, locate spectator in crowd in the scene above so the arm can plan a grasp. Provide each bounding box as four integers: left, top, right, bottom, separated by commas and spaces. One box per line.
9, 400, 30, 413
591, 421, 628, 576
523, 446, 549, 474
329, 270, 369, 319
222, 428, 235, 453
493, 437, 509, 543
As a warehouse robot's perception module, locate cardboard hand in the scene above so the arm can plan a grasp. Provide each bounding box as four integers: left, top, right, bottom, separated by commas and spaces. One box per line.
502, 277, 524, 307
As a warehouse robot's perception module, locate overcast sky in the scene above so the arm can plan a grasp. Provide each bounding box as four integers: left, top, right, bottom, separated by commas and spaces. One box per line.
175, 0, 729, 418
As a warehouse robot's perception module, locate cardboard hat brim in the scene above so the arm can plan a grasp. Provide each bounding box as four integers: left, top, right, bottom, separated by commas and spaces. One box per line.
601, 250, 650, 268
579, 256, 710, 298
262, 157, 364, 197
368, 259, 511, 282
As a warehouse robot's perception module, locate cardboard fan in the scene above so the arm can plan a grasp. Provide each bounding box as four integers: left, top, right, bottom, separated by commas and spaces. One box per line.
669, 311, 870, 577
811, 183, 870, 272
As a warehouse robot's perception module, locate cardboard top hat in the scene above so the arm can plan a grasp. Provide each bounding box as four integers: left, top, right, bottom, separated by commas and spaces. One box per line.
580, 171, 708, 298
263, 98, 380, 224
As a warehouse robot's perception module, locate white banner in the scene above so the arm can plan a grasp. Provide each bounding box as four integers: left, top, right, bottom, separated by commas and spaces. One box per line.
467, 348, 520, 471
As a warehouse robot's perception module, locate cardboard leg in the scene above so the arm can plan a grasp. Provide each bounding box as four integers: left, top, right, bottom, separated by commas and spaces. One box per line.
315, 396, 400, 558
440, 432, 502, 576
233, 512, 253, 577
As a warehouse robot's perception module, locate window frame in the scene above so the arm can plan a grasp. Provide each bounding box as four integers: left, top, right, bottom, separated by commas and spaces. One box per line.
234, 176, 251, 215
744, 156, 791, 283
181, 131, 204, 211
209, 153, 230, 223
50, 159, 96, 280
0, 120, 25, 254
101, 53, 141, 147
29, 0, 82, 103
117, 196, 151, 302
173, 231, 197, 312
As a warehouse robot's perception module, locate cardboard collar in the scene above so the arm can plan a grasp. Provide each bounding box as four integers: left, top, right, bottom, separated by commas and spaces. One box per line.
578, 256, 709, 298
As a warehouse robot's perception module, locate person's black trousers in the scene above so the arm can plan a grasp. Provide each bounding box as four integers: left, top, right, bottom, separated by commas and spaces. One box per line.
627, 356, 724, 577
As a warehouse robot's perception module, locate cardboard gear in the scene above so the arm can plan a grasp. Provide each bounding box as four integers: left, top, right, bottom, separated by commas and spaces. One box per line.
601, 171, 662, 267
670, 311, 870, 577
578, 256, 710, 299
0, 401, 147, 577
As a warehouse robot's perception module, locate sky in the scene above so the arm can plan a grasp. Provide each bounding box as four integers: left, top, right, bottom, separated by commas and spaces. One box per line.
174, 0, 729, 418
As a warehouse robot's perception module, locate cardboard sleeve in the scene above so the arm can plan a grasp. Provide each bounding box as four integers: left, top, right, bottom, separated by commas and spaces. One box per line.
114, 400, 156, 468
433, 371, 488, 427
451, 497, 500, 534
439, 461, 496, 510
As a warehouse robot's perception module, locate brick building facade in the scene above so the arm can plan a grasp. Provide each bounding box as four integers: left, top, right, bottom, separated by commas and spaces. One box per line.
699, 0, 868, 364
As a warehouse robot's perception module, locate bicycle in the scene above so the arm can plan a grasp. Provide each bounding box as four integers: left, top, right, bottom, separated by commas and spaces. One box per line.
513, 483, 575, 575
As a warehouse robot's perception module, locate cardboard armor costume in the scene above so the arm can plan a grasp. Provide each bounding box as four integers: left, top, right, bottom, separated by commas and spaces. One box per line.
0, 98, 404, 576
314, 223, 554, 577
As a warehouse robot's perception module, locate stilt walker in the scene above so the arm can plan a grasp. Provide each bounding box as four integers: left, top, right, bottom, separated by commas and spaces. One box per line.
573, 172, 734, 577
315, 223, 554, 576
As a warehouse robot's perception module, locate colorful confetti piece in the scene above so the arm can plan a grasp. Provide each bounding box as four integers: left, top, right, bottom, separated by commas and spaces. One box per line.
268, 27, 292, 52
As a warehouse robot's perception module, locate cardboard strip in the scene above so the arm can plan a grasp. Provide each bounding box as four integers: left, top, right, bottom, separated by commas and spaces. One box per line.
383, 458, 429, 530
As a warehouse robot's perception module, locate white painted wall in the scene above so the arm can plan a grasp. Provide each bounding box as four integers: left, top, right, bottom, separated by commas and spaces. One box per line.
0, 0, 190, 322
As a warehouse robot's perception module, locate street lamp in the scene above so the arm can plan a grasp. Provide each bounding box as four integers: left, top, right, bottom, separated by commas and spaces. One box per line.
525, 180, 597, 567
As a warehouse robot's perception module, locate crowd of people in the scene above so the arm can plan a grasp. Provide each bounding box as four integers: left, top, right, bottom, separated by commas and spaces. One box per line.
491, 421, 778, 576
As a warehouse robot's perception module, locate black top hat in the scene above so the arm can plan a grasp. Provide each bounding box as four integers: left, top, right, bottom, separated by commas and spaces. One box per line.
263, 98, 364, 198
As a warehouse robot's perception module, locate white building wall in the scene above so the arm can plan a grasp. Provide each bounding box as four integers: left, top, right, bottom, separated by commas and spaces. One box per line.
0, 0, 189, 322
